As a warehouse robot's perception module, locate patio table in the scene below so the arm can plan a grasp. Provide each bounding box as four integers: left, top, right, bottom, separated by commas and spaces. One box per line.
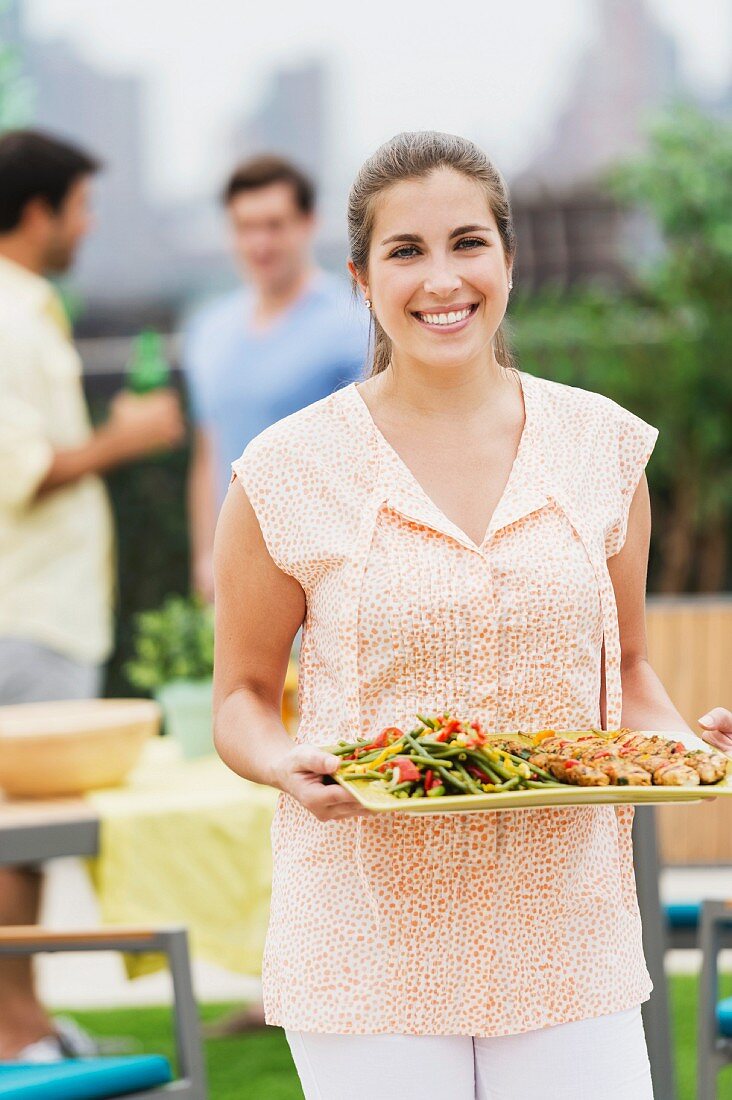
0, 739, 278, 977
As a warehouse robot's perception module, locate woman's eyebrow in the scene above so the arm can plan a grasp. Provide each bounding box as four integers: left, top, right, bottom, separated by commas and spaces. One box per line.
380, 224, 494, 246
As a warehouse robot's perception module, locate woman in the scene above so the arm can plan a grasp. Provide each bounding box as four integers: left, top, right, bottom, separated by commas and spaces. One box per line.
213, 131, 728, 1099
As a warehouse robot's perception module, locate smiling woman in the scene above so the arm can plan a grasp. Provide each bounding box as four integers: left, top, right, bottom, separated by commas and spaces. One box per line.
210, 130, 704, 1100
346, 131, 516, 375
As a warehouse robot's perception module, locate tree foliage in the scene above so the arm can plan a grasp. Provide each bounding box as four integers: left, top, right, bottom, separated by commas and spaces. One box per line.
0, 1, 34, 131
513, 105, 732, 592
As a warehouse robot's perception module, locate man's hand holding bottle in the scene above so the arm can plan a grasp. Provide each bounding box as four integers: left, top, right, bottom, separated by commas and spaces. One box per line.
100, 388, 185, 464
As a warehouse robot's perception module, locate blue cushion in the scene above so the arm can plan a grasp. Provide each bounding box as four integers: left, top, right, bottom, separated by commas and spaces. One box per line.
665, 901, 701, 928
0, 1055, 172, 1099
718, 997, 732, 1038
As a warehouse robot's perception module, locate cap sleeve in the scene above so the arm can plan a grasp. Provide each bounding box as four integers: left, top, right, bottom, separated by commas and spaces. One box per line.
230, 436, 298, 579
604, 406, 659, 558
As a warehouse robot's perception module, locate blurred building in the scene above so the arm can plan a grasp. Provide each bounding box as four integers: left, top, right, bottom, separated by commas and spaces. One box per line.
511, 0, 683, 291
3, 0, 730, 321
2, 0, 175, 327
227, 59, 348, 272
230, 61, 327, 182
522, 0, 682, 191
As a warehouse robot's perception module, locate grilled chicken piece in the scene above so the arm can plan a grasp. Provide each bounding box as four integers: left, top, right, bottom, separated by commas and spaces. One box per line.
617, 735, 726, 784
683, 750, 728, 784
614, 732, 648, 751
535, 737, 578, 756
530, 731, 725, 788
557, 742, 644, 783
651, 761, 700, 786
616, 732, 681, 758
594, 759, 651, 785
529, 753, 610, 786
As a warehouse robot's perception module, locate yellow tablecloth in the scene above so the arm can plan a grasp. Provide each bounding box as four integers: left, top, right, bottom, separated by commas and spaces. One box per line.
85, 739, 278, 978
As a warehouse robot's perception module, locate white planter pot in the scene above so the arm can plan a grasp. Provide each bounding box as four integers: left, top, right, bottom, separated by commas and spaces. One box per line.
154, 678, 214, 759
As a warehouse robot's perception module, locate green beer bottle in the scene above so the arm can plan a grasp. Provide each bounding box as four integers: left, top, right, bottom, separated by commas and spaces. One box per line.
126, 329, 171, 393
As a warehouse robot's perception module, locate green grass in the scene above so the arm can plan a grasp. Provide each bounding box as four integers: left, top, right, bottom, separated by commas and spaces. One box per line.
65, 977, 732, 1099
66, 1003, 303, 1100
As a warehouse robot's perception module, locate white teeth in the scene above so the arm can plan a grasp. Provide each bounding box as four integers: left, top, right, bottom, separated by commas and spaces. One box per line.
417, 306, 473, 326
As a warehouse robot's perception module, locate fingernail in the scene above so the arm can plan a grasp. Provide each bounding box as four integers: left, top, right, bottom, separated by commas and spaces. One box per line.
699, 714, 714, 726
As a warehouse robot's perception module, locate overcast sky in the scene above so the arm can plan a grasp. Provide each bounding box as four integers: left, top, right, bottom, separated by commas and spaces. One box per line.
25, 0, 732, 202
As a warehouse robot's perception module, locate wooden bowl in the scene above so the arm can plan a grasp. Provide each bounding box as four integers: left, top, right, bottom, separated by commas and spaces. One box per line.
0, 699, 161, 797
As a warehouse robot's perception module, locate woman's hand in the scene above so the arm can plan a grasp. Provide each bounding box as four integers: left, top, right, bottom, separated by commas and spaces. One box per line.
274, 745, 372, 821
698, 708, 732, 755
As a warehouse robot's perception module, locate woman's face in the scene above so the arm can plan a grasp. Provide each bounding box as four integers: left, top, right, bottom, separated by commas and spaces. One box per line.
351, 168, 512, 374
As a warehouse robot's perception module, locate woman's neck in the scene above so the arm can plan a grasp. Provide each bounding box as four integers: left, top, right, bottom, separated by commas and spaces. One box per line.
366, 350, 516, 425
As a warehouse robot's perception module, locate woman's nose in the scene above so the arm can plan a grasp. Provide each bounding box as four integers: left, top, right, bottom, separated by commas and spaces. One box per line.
422, 259, 462, 298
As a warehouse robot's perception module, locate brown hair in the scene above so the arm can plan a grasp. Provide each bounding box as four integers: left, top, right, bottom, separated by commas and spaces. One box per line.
222, 153, 316, 214
347, 131, 516, 376
0, 129, 100, 233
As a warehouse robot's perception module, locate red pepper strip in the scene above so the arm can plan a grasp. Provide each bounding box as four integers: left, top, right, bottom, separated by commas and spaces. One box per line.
564, 759, 579, 769
392, 757, 420, 783
467, 765, 491, 783
424, 769, 434, 792
673, 742, 685, 753
470, 723, 487, 745
434, 729, 451, 742
443, 719, 462, 736
370, 726, 403, 749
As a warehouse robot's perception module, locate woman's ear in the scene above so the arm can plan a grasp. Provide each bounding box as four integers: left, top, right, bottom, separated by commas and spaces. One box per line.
347, 258, 369, 301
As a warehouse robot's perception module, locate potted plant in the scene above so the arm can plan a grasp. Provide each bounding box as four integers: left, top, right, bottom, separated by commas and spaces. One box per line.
125, 595, 215, 758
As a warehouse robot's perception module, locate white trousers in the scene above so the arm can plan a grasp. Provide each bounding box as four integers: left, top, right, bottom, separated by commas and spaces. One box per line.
286, 1006, 653, 1100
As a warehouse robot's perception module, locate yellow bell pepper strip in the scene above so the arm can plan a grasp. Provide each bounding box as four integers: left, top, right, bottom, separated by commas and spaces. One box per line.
368, 740, 406, 770
532, 729, 558, 744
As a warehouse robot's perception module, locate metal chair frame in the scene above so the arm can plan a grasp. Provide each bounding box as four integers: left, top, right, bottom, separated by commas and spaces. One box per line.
698, 900, 732, 1100
0, 925, 207, 1100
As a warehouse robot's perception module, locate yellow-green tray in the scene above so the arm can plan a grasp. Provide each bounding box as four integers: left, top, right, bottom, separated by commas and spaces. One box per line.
333, 730, 732, 814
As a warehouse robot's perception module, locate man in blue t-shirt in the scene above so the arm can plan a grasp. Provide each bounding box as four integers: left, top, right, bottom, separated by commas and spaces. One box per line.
183, 155, 369, 600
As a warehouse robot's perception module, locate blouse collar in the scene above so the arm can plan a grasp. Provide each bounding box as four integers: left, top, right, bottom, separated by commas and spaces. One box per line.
346, 370, 549, 553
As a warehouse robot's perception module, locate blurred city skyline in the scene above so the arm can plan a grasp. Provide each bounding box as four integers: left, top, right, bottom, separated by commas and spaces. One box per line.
24, 0, 732, 203
3, 0, 731, 314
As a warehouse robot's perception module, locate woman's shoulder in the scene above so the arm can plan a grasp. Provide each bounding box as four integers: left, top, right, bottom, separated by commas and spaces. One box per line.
241, 385, 355, 452
524, 371, 656, 441
229, 383, 372, 582
232, 383, 371, 492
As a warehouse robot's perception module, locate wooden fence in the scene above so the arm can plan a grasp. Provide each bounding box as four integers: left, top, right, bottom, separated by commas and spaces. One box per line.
646, 597, 732, 864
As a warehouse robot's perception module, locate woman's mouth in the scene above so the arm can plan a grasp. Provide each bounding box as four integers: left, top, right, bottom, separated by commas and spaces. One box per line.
411, 303, 479, 333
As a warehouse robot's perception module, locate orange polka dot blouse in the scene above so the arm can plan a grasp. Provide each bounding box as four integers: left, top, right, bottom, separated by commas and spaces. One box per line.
231, 370, 658, 1037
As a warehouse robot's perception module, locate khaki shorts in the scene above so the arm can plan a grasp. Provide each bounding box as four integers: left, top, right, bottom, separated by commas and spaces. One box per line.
0, 637, 102, 705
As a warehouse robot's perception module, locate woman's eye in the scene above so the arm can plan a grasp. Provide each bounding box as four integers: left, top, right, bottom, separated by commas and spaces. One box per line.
387, 237, 487, 259
388, 245, 418, 259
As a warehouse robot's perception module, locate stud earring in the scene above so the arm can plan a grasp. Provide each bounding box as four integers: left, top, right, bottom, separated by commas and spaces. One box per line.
365, 298, 372, 310
508, 279, 513, 290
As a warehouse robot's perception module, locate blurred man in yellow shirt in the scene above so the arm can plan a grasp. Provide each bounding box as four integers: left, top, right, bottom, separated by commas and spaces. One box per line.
0, 129, 184, 1060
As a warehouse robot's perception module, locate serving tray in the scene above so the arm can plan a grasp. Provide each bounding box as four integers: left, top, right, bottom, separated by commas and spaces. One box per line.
333, 729, 732, 814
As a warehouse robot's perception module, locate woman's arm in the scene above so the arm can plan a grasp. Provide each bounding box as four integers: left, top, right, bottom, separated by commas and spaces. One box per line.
608, 474, 691, 733
187, 428, 218, 603
212, 477, 369, 821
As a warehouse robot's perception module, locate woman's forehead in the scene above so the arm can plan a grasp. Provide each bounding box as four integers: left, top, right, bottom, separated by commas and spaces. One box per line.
372, 171, 494, 236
